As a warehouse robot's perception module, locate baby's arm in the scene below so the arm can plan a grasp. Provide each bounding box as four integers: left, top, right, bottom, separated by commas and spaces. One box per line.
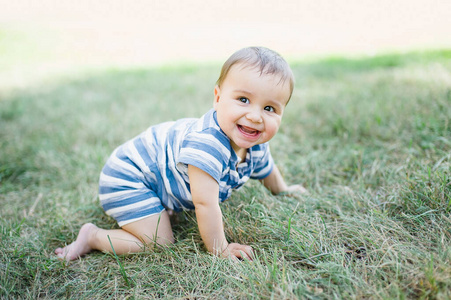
188, 165, 254, 260
260, 165, 307, 195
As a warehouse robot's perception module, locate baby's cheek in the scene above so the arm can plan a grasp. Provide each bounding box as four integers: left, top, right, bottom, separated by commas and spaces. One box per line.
265, 123, 280, 140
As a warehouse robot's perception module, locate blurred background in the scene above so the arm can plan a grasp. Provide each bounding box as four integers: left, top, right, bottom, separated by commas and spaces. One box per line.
1, 0, 451, 88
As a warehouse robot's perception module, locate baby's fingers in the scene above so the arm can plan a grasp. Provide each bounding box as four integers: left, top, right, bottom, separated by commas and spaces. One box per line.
279, 184, 308, 196
230, 244, 254, 261
236, 250, 253, 261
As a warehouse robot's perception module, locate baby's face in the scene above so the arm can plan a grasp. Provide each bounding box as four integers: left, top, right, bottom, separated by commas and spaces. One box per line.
214, 63, 291, 155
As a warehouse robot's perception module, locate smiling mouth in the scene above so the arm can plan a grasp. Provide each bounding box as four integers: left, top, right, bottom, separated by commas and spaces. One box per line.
238, 125, 261, 139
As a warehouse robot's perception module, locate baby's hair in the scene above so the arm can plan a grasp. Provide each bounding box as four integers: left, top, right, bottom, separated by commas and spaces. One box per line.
216, 47, 295, 101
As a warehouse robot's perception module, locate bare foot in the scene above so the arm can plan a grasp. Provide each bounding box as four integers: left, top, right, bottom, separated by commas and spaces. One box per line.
55, 223, 98, 261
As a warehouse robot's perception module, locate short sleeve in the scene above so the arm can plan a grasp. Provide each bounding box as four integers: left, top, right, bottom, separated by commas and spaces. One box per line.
177, 129, 231, 183
250, 143, 274, 179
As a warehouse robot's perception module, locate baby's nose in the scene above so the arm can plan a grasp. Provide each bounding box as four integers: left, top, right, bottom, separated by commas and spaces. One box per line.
246, 110, 263, 123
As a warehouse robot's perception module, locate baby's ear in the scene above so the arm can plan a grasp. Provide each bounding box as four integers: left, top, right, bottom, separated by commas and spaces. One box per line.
213, 85, 221, 104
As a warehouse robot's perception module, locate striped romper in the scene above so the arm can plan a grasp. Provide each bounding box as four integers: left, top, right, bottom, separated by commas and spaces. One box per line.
98, 109, 274, 226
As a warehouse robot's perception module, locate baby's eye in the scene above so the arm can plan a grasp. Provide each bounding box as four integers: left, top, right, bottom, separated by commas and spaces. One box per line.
264, 106, 275, 112
239, 97, 250, 104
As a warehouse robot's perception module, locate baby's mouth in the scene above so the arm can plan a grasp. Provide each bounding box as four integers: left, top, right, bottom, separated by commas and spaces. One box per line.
238, 125, 261, 138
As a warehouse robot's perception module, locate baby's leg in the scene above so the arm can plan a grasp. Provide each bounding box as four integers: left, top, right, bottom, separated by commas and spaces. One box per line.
55, 211, 174, 261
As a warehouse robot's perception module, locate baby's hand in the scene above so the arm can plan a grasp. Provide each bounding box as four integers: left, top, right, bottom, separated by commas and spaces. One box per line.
221, 243, 254, 261
280, 184, 308, 196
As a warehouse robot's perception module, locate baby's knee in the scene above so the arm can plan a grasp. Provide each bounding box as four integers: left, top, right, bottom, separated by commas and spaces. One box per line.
155, 232, 175, 246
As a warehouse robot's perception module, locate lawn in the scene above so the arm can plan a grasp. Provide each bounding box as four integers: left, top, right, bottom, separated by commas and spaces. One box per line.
1, 48, 450, 298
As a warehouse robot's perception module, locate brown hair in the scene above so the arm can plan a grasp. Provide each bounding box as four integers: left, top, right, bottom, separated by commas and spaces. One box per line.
216, 47, 295, 101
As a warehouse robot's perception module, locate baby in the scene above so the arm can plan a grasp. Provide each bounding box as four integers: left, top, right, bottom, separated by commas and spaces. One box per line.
55, 46, 306, 262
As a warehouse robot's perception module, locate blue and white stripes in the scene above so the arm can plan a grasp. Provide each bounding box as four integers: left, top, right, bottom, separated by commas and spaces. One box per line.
99, 109, 274, 226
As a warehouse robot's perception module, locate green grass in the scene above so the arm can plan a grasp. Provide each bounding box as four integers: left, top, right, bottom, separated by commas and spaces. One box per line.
1, 49, 450, 299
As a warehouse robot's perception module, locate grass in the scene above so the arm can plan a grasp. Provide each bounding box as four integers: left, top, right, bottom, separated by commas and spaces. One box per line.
1, 48, 450, 299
